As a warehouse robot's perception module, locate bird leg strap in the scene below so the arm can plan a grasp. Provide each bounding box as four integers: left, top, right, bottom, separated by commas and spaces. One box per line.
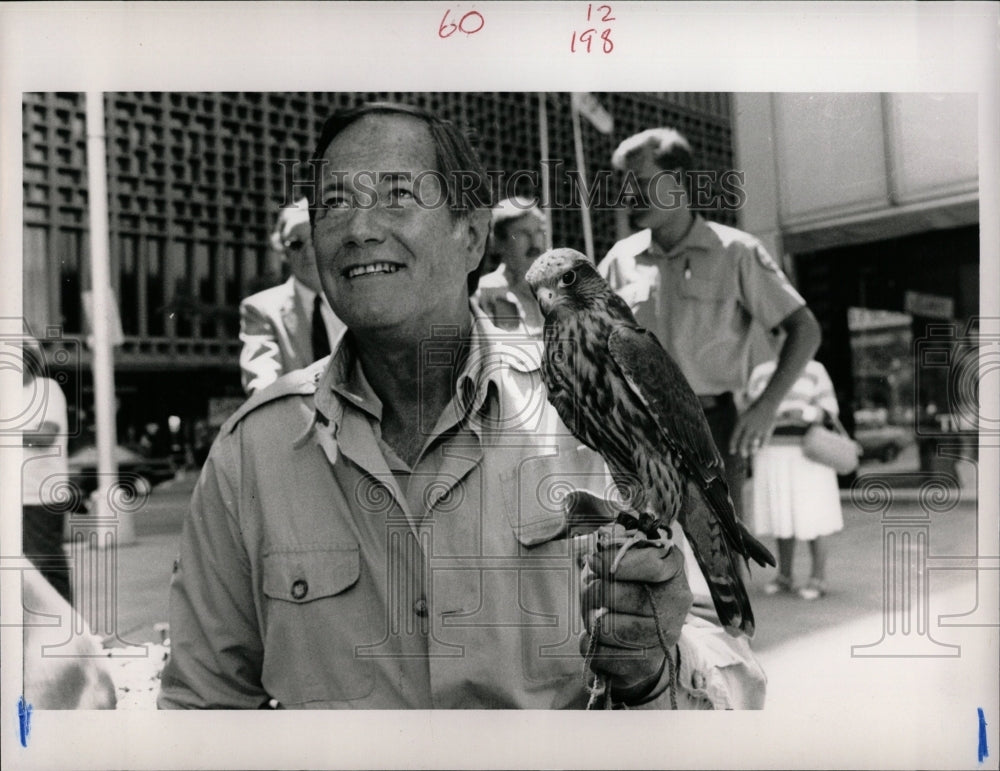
607, 514, 672, 576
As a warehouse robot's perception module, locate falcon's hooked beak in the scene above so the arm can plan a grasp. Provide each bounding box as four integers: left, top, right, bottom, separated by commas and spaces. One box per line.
534, 286, 556, 314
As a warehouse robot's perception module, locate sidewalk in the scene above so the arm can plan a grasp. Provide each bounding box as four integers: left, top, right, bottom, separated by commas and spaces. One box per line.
71, 473, 194, 708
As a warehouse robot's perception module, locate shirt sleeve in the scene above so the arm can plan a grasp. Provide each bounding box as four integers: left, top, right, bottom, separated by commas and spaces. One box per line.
239, 300, 284, 396
737, 241, 806, 332
157, 433, 268, 709
811, 363, 841, 418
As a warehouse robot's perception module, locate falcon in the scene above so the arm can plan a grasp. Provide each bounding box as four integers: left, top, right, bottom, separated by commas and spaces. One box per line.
525, 248, 775, 637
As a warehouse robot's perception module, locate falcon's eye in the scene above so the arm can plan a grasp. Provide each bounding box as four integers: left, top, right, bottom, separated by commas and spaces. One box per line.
559, 270, 577, 287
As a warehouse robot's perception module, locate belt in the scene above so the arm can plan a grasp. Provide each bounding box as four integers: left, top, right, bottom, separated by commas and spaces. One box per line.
698, 393, 733, 410
772, 424, 809, 436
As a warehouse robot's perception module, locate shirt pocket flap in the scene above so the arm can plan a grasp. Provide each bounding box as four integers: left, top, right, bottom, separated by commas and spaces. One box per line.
679, 275, 725, 301
262, 546, 360, 604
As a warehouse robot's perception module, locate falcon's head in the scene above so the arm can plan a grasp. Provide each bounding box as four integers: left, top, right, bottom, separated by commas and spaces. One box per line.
525, 248, 610, 315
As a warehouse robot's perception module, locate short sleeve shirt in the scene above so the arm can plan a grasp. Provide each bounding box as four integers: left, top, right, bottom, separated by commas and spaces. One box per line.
599, 218, 805, 396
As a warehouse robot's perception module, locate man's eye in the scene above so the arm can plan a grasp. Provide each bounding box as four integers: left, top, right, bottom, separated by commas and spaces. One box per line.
386, 188, 415, 205
323, 194, 351, 209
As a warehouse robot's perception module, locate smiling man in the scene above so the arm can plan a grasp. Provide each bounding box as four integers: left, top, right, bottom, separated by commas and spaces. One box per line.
158, 103, 766, 710
474, 197, 549, 337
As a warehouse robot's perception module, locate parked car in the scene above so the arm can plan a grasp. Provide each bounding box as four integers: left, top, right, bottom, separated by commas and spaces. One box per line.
855, 424, 914, 463
67, 444, 176, 498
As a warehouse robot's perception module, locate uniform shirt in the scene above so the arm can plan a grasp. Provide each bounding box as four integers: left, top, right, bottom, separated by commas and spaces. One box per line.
473, 265, 545, 338
598, 218, 806, 396
159, 311, 766, 710
20, 378, 69, 506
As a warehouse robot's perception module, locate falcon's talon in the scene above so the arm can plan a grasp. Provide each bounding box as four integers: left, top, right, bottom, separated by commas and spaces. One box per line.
609, 532, 648, 575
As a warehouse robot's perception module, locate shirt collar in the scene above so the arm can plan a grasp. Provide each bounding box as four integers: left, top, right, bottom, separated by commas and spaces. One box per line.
647, 215, 712, 260
313, 303, 543, 435
292, 275, 317, 305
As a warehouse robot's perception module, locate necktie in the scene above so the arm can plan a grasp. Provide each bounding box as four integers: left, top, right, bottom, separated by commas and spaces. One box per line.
311, 295, 331, 360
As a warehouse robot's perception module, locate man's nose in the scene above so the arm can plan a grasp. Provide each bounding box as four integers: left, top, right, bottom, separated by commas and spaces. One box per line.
342, 205, 384, 247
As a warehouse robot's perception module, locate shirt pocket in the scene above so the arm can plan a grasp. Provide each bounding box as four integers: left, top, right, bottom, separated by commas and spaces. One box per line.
261, 545, 374, 705
499, 456, 573, 548
498, 453, 598, 688
679, 275, 727, 303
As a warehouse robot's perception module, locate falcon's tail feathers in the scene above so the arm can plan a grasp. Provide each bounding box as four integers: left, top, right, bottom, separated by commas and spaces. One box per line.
738, 524, 777, 569
701, 477, 775, 569
680, 478, 757, 638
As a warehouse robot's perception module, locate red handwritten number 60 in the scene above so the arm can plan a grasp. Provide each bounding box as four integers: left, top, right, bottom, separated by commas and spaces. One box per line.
439, 9, 485, 38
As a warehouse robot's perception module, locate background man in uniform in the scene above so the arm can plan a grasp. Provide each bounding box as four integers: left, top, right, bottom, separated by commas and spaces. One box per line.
238, 197, 345, 395
159, 103, 765, 710
599, 127, 821, 518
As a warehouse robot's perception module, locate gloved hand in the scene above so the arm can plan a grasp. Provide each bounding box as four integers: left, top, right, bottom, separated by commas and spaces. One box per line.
579, 521, 692, 703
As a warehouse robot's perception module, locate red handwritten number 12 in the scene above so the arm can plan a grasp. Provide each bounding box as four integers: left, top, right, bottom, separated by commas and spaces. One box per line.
587, 4, 615, 22
439, 8, 485, 38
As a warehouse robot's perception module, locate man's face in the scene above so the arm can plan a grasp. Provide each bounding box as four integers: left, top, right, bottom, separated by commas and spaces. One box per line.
313, 114, 487, 337
496, 213, 546, 283
283, 221, 322, 294
621, 146, 688, 232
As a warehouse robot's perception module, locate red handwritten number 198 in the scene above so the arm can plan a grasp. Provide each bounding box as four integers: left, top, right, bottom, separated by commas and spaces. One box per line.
571, 28, 613, 53
439, 8, 485, 38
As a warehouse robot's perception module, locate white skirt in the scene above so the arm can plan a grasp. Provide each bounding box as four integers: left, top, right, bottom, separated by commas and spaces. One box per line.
750, 439, 844, 540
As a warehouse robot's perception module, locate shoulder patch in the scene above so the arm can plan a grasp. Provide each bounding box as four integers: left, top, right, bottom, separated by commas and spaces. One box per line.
754, 247, 783, 274
221, 360, 325, 435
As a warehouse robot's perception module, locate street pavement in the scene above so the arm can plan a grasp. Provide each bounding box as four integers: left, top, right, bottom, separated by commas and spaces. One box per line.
72, 467, 994, 733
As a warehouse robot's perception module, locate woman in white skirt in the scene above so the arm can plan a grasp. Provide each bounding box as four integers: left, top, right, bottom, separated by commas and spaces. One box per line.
747, 359, 844, 600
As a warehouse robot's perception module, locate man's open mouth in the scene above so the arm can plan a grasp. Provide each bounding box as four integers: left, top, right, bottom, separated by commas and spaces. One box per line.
343, 262, 404, 279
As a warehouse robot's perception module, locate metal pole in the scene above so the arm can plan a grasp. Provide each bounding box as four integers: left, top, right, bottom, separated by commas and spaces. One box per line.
85, 91, 132, 545
570, 98, 595, 262
537, 93, 553, 251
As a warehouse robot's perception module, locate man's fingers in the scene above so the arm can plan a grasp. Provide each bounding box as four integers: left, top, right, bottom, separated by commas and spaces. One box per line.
587, 542, 682, 582
584, 607, 663, 648
579, 635, 664, 685
582, 579, 656, 616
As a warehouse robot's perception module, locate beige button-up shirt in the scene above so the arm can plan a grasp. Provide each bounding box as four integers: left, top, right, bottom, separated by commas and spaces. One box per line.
599, 218, 805, 396
159, 311, 766, 709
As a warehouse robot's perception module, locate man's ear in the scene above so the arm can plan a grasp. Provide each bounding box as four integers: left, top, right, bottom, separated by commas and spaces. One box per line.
462, 208, 493, 274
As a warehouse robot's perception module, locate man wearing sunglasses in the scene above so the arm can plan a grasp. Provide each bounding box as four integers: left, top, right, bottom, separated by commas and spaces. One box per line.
238, 198, 346, 395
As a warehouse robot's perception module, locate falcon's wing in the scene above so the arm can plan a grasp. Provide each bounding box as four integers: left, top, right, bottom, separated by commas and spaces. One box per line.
607, 325, 726, 486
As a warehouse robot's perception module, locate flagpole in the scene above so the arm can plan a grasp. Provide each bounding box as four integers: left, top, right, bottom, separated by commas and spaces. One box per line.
85, 91, 131, 546
537, 92, 553, 251
570, 95, 595, 262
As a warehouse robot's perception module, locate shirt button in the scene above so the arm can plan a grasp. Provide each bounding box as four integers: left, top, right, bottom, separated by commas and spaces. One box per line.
413, 598, 429, 618
291, 579, 308, 600
691, 670, 706, 690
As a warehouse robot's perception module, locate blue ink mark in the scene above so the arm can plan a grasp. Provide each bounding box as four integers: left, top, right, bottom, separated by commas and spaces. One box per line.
18, 696, 32, 748
979, 708, 989, 763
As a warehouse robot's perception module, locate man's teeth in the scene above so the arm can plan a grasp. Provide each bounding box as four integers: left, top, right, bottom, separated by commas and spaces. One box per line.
346, 263, 401, 278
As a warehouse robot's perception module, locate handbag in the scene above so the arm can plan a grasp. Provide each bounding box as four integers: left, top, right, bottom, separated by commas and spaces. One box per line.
802, 414, 861, 474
